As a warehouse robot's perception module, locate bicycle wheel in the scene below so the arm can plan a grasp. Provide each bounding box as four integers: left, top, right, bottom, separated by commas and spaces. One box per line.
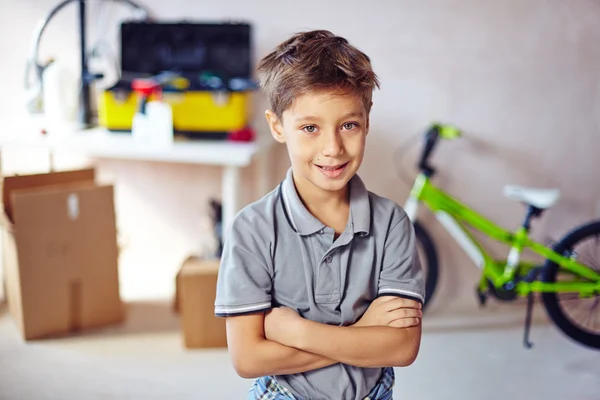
541, 220, 600, 350
413, 222, 439, 310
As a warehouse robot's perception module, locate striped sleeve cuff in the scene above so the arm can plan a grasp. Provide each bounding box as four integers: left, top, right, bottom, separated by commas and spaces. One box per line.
378, 287, 425, 304
214, 301, 272, 317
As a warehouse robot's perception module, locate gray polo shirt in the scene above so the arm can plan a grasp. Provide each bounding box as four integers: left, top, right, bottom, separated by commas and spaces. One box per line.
215, 168, 424, 400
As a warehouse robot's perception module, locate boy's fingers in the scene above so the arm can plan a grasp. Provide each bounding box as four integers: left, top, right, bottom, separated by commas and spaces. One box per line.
381, 298, 406, 311
374, 296, 396, 304
383, 298, 422, 312
398, 298, 422, 309
387, 308, 422, 321
389, 317, 421, 328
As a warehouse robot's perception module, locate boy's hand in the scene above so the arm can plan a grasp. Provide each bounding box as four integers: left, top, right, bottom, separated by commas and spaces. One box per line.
264, 307, 304, 347
353, 296, 422, 329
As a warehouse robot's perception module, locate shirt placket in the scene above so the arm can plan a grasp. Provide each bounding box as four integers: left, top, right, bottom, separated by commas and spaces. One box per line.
314, 226, 353, 304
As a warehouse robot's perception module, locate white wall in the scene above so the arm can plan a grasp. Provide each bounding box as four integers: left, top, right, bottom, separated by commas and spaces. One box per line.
1, 0, 599, 310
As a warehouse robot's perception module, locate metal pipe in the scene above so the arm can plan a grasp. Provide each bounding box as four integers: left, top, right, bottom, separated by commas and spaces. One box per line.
27, 0, 150, 85
78, 0, 93, 126
25, 0, 75, 89
24, 0, 151, 117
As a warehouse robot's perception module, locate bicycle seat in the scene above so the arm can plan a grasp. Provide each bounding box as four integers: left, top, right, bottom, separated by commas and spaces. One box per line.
503, 185, 561, 209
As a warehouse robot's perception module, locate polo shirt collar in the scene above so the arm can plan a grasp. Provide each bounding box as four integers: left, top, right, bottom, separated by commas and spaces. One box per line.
281, 168, 371, 236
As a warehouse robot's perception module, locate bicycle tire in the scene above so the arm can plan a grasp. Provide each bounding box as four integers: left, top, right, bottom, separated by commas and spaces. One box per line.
413, 222, 439, 310
541, 220, 600, 350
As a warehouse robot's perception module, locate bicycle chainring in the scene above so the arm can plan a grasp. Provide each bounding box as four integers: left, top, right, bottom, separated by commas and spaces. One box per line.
487, 279, 519, 302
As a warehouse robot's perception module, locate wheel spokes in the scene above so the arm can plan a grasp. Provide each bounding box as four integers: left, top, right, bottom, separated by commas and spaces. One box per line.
557, 235, 600, 335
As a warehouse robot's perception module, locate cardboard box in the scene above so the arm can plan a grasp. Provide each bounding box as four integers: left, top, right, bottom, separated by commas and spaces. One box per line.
2, 169, 124, 340
177, 256, 227, 349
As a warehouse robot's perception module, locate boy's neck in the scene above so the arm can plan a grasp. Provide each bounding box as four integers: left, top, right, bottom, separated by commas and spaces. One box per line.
292, 172, 350, 233
292, 174, 349, 207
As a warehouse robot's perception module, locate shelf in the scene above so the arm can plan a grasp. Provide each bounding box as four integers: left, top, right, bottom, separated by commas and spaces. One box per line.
0, 117, 272, 167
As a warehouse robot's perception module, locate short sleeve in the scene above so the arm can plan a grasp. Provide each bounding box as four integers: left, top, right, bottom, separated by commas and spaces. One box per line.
378, 212, 426, 304
214, 214, 273, 317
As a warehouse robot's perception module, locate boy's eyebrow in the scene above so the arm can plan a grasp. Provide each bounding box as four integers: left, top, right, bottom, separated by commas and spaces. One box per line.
340, 111, 365, 119
294, 115, 322, 123
294, 111, 365, 123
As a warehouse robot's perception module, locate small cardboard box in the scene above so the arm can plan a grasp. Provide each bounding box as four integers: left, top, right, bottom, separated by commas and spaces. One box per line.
2, 168, 124, 340
177, 256, 227, 349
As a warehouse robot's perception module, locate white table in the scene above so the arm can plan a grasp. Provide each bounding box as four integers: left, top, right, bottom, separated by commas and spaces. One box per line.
0, 118, 274, 233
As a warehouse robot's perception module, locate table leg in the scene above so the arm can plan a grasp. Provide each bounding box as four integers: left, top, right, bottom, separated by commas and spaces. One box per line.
222, 165, 241, 237
48, 150, 55, 172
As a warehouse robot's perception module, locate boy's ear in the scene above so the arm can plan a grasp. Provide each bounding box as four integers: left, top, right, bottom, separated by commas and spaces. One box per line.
265, 110, 286, 144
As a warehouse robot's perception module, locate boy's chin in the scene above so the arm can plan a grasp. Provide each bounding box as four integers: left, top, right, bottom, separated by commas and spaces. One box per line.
311, 174, 353, 193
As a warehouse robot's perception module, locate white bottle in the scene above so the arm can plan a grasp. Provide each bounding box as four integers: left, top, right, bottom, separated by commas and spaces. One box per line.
132, 99, 173, 147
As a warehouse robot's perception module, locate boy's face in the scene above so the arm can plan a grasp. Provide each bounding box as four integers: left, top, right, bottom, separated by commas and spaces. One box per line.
266, 90, 369, 197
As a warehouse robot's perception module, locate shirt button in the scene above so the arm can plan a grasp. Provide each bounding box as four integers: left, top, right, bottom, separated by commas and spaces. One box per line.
326, 256, 333, 264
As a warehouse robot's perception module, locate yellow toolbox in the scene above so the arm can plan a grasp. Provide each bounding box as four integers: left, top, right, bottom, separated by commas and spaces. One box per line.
98, 87, 251, 136
98, 21, 255, 139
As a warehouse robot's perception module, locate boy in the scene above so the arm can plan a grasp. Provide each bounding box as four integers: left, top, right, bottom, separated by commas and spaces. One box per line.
215, 30, 425, 400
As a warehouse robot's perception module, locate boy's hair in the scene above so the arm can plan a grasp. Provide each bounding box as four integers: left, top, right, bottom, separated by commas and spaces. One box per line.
257, 30, 380, 120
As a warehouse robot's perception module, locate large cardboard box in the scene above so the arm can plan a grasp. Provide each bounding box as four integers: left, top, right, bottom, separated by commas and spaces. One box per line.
2, 169, 124, 340
177, 256, 227, 349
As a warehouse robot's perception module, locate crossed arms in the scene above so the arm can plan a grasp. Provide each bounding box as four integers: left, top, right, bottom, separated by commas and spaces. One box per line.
226, 296, 422, 379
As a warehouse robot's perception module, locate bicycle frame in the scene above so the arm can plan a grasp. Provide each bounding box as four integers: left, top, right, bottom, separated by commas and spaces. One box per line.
405, 173, 600, 296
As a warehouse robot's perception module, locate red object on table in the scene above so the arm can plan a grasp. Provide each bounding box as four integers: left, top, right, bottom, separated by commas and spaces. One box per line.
131, 79, 162, 98
228, 126, 255, 142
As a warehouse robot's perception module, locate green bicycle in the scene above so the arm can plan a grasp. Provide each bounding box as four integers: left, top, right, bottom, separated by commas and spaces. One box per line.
404, 124, 600, 350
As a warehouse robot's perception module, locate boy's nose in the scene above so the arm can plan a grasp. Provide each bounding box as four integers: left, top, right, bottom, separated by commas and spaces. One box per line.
321, 132, 344, 157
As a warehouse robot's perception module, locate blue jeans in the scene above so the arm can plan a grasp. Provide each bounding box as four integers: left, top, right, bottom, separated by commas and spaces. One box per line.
247, 367, 395, 400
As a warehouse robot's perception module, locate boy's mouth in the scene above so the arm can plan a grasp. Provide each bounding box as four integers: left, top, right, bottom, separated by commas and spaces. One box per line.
315, 162, 349, 178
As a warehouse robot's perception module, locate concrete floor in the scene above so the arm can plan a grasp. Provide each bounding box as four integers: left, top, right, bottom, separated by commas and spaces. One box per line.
0, 300, 598, 400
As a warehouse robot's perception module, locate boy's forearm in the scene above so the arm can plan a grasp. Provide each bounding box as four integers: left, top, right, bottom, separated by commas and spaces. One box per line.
234, 338, 337, 378
288, 321, 421, 368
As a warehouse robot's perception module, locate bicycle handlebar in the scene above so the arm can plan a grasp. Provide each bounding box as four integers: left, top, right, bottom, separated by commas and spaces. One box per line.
417, 124, 461, 176
418, 125, 441, 176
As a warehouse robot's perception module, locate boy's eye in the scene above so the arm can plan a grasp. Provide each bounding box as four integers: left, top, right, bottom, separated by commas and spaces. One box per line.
342, 122, 358, 130
302, 125, 317, 133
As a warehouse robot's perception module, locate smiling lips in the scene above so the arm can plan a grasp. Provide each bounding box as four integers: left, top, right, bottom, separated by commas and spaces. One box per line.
315, 162, 349, 178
